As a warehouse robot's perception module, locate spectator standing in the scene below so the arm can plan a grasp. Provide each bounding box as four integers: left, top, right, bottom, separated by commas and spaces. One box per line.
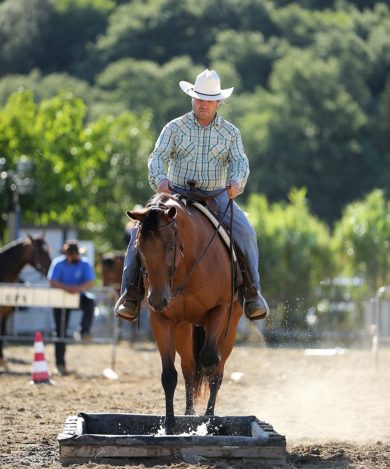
47, 240, 95, 375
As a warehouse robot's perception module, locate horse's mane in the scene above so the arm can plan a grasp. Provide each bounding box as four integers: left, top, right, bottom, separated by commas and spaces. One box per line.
139, 193, 175, 241
0, 238, 24, 255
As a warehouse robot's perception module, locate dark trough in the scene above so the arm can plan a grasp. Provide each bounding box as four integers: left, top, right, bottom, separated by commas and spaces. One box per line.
58, 412, 286, 465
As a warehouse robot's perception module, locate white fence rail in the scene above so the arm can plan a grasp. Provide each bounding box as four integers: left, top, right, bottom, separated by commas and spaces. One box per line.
0, 284, 119, 343
0, 284, 80, 309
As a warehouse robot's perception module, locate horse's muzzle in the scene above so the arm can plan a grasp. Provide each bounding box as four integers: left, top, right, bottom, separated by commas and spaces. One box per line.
147, 288, 170, 312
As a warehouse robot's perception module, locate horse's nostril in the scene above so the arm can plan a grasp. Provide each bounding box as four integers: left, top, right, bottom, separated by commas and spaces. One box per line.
148, 291, 169, 311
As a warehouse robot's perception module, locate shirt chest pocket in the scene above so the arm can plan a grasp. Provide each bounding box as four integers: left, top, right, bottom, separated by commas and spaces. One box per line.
175, 137, 195, 160
209, 142, 230, 168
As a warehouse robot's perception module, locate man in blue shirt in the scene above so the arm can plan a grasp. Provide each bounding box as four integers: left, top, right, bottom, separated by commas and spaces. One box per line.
47, 240, 95, 375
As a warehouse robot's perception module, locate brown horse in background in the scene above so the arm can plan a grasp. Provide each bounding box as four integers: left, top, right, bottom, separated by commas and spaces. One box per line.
0, 236, 52, 366
101, 251, 125, 295
127, 193, 242, 433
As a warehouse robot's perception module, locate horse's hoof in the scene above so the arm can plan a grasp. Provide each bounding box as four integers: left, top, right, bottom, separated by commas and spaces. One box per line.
165, 417, 175, 435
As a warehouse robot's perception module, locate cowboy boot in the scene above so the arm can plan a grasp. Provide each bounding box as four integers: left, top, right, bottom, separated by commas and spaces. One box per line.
115, 267, 144, 322
235, 247, 270, 321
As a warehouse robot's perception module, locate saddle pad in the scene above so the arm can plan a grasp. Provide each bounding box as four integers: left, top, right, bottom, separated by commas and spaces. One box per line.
192, 201, 237, 262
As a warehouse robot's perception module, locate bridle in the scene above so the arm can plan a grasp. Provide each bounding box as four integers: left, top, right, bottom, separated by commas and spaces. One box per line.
27, 240, 48, 276
137, 212, 182, 296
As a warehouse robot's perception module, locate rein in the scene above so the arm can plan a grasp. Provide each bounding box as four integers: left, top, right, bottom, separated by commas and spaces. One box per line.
170, 197, 233, 299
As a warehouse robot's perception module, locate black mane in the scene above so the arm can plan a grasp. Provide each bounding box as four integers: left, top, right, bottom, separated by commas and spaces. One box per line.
139, 193, 172, 241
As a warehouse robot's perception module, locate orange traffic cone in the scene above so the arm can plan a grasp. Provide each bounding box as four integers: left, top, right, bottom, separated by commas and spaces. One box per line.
31, 331, 52, 384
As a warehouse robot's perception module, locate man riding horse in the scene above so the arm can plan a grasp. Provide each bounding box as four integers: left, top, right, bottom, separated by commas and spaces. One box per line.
117, 69, 270, 322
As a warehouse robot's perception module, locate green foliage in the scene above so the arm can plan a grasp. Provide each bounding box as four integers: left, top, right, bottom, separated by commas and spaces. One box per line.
245, 188, 333, 328
209, 30, 289, 91
96, 56, 199, 130
0, 0, 55, 75
233, 49, 372, 223
333, 190, 390, 293
0, 90, 154, 251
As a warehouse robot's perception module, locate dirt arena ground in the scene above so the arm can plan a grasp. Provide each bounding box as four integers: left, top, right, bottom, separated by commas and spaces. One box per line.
1, 330, 390, 468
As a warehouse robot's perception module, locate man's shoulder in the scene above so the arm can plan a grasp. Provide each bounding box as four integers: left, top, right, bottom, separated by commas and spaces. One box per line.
79, 256, 92, 265
217, 115, 240, 135
166, 112, 192, 130
52, 255, 66, 266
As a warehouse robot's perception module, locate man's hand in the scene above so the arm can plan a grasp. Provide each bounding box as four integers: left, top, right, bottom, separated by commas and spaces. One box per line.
227, 180, 240, 199
157, 178, 172, 194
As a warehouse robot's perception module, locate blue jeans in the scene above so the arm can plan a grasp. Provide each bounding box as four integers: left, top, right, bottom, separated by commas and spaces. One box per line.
121, 190, 261, 293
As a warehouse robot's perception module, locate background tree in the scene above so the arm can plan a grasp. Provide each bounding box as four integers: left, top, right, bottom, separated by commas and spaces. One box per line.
0, 90, 154, 250
245, 188, 333, 329
233, 49, 369, 223
0, 0, 55, 75
333, 190, 390, 294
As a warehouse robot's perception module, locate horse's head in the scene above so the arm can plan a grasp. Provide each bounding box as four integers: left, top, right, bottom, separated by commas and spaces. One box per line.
26, 235, 52, 276
128, 198, 180, 312
101, 252, 124, 292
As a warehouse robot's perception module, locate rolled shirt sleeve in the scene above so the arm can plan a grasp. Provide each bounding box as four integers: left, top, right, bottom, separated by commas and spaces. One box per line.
227, 127, 250, 195
148, 122, 175, 191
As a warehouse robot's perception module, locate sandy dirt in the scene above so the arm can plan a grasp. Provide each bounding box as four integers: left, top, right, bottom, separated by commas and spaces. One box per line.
1, 331, 390, 468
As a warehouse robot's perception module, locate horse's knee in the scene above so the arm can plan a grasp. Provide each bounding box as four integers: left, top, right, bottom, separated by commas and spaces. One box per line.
200, 348, 220, 376
161, 365, 178, 393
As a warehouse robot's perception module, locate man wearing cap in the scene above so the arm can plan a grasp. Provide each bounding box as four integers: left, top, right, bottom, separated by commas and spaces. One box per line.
47, 240, 96, 375
117, 69, 269, 322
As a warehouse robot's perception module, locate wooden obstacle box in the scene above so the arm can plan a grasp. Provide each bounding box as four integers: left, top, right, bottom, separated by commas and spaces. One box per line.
58, 413, 286, 465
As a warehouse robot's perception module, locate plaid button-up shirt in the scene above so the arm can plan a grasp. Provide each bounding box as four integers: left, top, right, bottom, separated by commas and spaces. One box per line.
148, 112, 249, 193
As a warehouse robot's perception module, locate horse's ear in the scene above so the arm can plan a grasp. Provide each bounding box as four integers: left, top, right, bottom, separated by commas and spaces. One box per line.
27, 233, 34, 241
127, 208, 148, 221
166, 207, 177, 220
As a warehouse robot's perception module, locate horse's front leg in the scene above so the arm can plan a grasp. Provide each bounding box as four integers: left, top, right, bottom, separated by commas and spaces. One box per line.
206, 372, 223, 415
176, 323, 196, 415
205, 302, 242, 416
200, 305, 226, 376
150, 312, 177, 434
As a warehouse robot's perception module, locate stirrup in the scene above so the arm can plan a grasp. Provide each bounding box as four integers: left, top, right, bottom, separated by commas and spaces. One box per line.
244, 292, 270, 321
114, 290, 139, 321
116, 301, 138, 321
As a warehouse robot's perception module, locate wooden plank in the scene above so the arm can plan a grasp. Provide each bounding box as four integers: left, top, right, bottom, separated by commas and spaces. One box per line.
58, 413, 286, 465
60, 444, 285, 463
0, 284, 79, 308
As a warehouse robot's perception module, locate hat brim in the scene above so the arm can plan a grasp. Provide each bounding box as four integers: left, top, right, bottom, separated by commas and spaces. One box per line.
179, 81, 234, 101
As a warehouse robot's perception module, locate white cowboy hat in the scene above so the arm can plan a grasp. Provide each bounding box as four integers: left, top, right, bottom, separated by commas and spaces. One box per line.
179, 69, 234, 101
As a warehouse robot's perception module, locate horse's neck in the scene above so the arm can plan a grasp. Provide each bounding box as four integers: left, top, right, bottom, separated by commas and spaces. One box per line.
0, 242, 29, 282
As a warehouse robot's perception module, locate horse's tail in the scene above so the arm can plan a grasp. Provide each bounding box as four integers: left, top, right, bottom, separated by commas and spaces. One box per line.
192, 325, 206, 401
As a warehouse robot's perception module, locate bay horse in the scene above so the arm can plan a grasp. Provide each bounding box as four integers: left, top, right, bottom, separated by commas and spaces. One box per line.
0, 235, 52, 366
127, 192, 242, 433
101, 251, 125, 295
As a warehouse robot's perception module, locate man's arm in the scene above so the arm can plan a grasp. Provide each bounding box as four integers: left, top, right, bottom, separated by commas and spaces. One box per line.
228, 128, 250, 195
148, 122, 175, 191
49, 279, 93, 294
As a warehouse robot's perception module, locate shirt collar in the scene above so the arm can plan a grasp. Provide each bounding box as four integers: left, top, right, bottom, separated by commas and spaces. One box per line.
190, 111, 221, 129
